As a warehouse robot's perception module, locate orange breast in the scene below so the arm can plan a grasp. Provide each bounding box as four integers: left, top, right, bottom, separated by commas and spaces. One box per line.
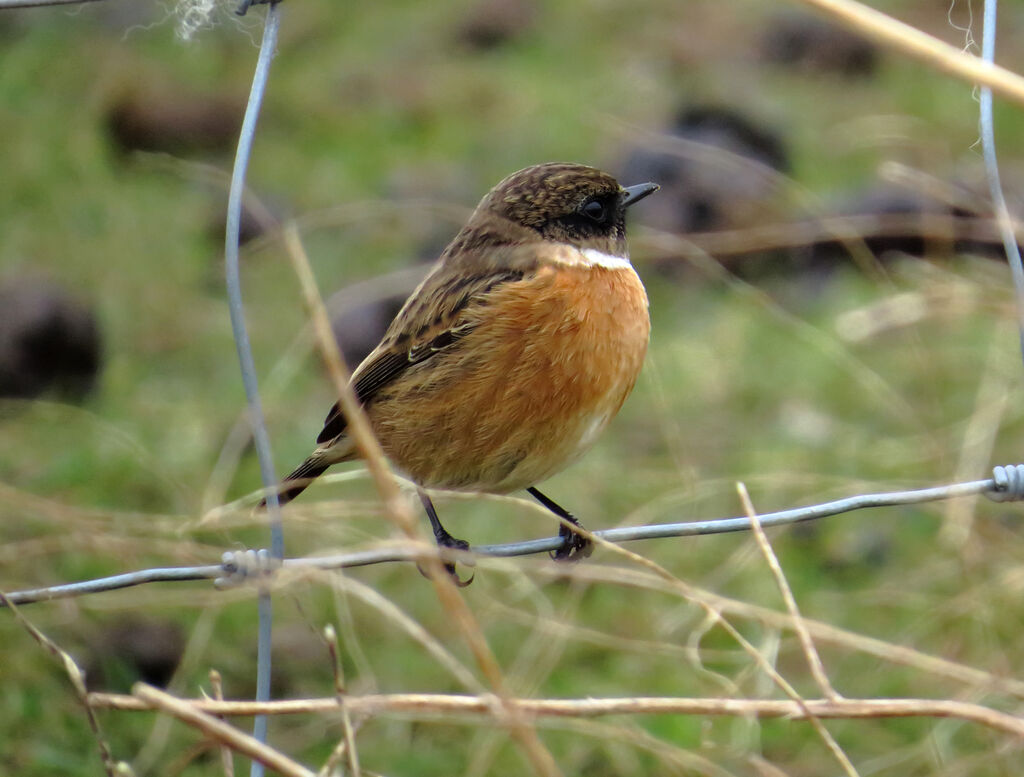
368, 263, 650, 492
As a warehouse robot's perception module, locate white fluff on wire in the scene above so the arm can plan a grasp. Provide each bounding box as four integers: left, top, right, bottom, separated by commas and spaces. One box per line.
175, 0, 218, 41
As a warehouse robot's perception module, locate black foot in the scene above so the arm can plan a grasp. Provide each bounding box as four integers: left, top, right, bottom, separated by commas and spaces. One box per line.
418, 489, 474, 586
527, 487, 593, 562
553, 518, 592, 561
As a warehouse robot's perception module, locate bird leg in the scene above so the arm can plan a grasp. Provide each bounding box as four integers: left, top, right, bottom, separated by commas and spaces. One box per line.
527, 487, 593, 561
417, 488, 473, 586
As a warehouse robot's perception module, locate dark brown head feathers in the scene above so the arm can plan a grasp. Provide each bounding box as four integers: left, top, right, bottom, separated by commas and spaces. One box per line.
454, 162, 642, 256
482, 163, 621, 228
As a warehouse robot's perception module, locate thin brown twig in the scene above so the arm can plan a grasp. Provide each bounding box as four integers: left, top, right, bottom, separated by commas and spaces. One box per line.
280, 223, 416, 539
644, 230, 927, 434
0, 593, 121, 777
737, 484, 859, 777
793, 0, 1024, 106
320, 625, 361, 777
208, 670, 235, 777
309, 567, 485, 694
132, 683, 316, 777
940, 335, 1012, 552
527, 562, 1024, 699
738, 483, 839, 701
639, 213, 1022, 260
575, 525, 862, 777
88, 691, 1024, 740
280, 222, 562, 777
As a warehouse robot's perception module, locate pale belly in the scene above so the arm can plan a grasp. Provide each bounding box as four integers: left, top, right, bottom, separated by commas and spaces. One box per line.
369, 262, 650, 493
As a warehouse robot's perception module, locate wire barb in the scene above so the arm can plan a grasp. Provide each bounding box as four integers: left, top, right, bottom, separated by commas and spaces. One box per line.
986, 465, 1024, 502
3, 465, 1022, 607
216, 549, 283, 589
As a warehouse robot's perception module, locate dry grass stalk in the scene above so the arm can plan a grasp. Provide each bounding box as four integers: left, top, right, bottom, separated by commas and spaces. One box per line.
207, 670, 234, 777
795, 0, 1024, 106
940, 336, 1013, 551
281, 222, 562, 777
737, 483, 858, 777
642, 214, 1023, 259
132, 683, 315, 777
501, 503, 859, 774
738, 483, 838, 700
0, 593, 122, 776
528, 562, 1024, 699
320, 625, 361, 777
89, 690, 1024, 740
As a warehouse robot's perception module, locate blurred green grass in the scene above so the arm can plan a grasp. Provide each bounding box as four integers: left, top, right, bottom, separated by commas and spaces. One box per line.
3, 0, 1024, 775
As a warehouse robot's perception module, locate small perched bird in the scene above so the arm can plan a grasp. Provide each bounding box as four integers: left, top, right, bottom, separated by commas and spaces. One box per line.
267, 163, 657, 573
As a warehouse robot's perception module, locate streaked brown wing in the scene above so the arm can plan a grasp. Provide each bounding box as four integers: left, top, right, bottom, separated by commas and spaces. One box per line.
315, 264, 527, 445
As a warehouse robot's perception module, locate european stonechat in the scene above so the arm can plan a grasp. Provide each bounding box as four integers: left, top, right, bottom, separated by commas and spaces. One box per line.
266, 163, 658, 570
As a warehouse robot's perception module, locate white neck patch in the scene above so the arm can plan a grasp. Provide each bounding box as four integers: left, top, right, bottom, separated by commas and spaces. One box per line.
579, 247, 632, 270
546, 244, 634, 270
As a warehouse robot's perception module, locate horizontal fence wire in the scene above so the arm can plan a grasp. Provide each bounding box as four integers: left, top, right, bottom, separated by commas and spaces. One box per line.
4, 466, 1022, 607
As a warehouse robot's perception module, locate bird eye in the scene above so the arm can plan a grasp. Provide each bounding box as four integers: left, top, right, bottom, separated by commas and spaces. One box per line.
580, 198, 607, 222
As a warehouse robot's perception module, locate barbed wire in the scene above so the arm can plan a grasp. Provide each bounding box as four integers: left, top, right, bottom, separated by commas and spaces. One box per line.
3, 465, 1022, 607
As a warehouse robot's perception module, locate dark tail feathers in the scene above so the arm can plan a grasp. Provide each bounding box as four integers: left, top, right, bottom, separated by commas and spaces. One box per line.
257, 455, 330, 509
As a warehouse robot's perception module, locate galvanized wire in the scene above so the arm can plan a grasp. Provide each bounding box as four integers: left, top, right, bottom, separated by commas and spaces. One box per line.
224, 3, 282, 775
979, 0, 1024, 366
4, 467, 1023, 607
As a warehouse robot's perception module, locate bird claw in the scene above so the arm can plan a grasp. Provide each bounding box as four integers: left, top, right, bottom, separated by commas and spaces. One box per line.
413, 560, 473, 585
550, 525, 593, 562
418, 534, 475, 586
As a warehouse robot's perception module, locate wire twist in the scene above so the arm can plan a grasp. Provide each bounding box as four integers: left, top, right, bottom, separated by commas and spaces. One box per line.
2, 466, 1022, 607
216, 550, 283, 589
986, 465, 1024, 502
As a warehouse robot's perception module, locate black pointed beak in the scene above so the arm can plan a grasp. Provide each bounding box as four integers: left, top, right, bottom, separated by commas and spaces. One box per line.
621, 182, 660, 208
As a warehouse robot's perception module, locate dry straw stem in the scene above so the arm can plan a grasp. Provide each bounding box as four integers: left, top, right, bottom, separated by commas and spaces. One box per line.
133, 684, 316, 777
643, 213, 1022, 261
941, 337, 1013, 551
280, 222, 562, 777
645, 230, 925, 430
89, 691, 1024, 740
738, 483, 838, 702
795, 0, 1024, 107
321, 625, 362, 777
737, 484, 859, 777
570, 520, 863, 777
311, 567, 485, 694
0, 593, 122, 776
207, 670, 235, 777
533, 562, 1024, 700
280, 222, 415, 538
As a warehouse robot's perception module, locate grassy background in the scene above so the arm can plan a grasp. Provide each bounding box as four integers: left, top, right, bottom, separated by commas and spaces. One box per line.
2, 0, 1024, 774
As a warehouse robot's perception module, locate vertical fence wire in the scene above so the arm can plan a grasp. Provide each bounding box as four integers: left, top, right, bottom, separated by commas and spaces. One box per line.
224, 3, 283, 775
979, 0, 1024, 368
